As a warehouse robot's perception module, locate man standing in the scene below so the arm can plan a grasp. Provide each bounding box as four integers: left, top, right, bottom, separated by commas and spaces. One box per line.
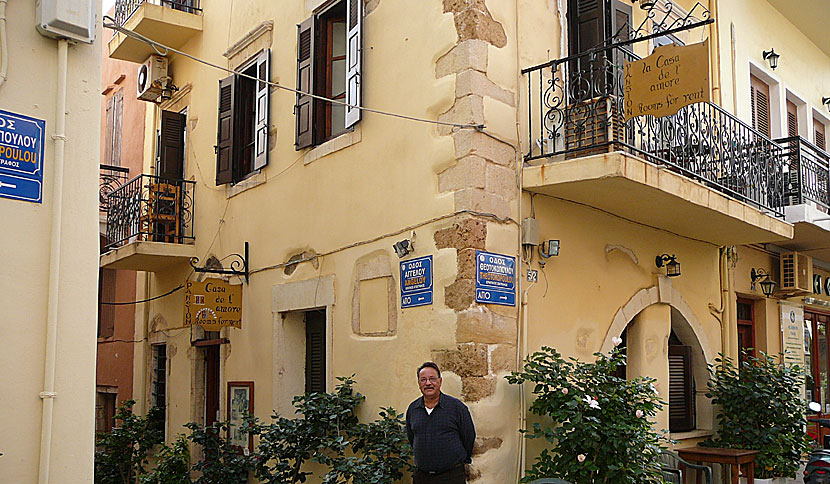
406, 362, 476, 484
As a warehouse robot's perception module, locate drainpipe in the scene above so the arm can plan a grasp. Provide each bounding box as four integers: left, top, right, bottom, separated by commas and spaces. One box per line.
709, 247, 729, 357
0, 0, 8, 89
709, 0, 721, 106
38, 38, 69, 484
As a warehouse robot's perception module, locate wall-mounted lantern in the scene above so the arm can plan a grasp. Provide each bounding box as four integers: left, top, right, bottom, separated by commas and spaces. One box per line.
655, 254, 681, 277
762, 49, 780, 70
823, 97, 830, 114
750, 268, 777, 298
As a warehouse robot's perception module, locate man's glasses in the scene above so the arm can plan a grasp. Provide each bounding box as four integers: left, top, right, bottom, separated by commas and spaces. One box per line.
419, 377, 440, 384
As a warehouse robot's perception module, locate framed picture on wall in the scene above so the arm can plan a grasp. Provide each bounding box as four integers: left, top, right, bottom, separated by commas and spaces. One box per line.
227, 381, 254, 452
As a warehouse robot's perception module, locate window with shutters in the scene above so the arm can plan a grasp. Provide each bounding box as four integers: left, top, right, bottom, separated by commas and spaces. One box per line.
815, 117, 827, 152
151, 344, 167, 439
668, 333, 695, 433
295, 0, 362, 150
750, 75, 771, 137
305, 309, 326, 394
786, 100, 799, 137
104, 89, 124, 167
736, 298, 755, 364
216, 49, 270, 185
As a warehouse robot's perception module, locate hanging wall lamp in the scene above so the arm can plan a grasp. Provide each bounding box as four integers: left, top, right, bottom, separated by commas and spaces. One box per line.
638, 0, 656, 10
823, 97, 830, 114
655, 254, 681, 277
750, 268, 777, 298
762, 49, 780, 70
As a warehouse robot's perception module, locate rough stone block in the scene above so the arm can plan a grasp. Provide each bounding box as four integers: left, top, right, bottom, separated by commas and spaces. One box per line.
490, 344, 517, 373
453, 129, 516, 166
445, 278, 477, 310
434, 218, 487, 250
443, 0, 507, 48
456, 308, 516, 344
438, 155, 487, 192
438, 94, 485, 135
436, 39, 489, 78
434, 343, 489, 377
454, 188, 511, 221
455, 69, 514, 106
473, 436, 503, 455
457, 248, 478, 279
461, 376, 497, 401
485, 162, 517, 200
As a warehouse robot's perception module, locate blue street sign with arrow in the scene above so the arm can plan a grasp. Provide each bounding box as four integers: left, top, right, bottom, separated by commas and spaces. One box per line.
475, 250, 516, 306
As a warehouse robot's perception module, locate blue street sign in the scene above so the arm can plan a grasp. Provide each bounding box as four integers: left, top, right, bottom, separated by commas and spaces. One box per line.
400, 255, 433, 308
0, 110, 45, 204
475, 250, 516, 306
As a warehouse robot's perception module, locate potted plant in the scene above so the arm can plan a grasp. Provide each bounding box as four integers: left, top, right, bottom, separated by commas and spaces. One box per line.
702, 351, 811, 484
506, 344, 667, 484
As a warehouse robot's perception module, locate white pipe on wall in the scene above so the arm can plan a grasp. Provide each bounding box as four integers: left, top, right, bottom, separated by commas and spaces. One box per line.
38, 37, 69, 484
0, 0, 8, 89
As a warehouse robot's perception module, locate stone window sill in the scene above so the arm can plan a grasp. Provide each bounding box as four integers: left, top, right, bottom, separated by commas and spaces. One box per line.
670, 429, 713, 441
225, 171, 266, 199
303, 125, 361, 166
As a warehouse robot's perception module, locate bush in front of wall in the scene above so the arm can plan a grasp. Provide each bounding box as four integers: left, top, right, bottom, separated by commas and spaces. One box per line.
139, 436, 190, 484
702, 351, 811, 480
506, 346, 667, 484
94, 400, 164, 484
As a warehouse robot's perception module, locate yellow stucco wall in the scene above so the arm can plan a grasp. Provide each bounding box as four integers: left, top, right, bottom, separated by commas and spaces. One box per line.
0, 2, 102, 483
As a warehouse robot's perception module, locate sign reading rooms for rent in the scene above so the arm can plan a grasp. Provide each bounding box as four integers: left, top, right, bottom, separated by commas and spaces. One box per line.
0, 110, 46, 204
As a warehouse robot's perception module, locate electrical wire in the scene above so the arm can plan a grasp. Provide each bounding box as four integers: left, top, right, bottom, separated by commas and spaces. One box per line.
102, 17, 485, 131
100, 283, 185, 306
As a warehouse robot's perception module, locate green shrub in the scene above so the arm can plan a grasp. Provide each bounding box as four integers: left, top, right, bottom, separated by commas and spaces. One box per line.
94, 400, 164, 484
702, 352, 811, 479
507, 346, 666, 484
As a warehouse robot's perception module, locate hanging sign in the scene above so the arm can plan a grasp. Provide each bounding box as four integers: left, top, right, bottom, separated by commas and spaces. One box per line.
779, 302, 804, 367
0, 110, 45, 203
400, 255, 433, 308
184, 278, 243, 331
624, 39, 710, 120
475, 250, 516, 306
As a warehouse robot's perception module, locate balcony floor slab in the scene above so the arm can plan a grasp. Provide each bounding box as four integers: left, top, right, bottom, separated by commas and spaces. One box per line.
108, 2, 203, 62
523, 152, 793, 246
100, 240, 195, 271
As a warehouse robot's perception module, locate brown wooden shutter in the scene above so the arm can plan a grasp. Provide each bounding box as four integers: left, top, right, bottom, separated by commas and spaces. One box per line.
112, 89, 124, 167
254, 49, 271, 171
295, 16, 316, 150
105, 95, 114, 166
216, 75, 235, 185
568, 0, 608, 55
750, 74, 770, 137
344, 0, 362, 129
668, 345, 694, 432
787, 100, 798, 137
98, 268, 116, 338
158, 110, 186, 180
305, 310, 326, 394
816, 118, 827, 151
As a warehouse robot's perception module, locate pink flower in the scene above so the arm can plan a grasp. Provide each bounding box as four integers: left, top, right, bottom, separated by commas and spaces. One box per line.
562, 388, 568, 395
577, 454, 586, 462
583, 395, 600, 410
612, 336, 623, 347
636, 409, 644, 418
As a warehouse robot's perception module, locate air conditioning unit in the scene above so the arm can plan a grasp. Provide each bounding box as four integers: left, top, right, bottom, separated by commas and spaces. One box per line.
137, 55, 169, 102
779, 251, 813, 295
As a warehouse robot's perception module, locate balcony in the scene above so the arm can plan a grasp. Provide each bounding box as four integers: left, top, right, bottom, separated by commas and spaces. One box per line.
522, 45, 793, 245
99, 164, 130, 213
108, 0, 203, 63
100, 174, 196, 271
772, 136, 830, 260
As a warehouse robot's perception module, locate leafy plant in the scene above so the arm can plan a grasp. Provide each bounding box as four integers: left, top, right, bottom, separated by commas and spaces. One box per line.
95, 400, 164, 484
252, 376, 412, 484
506, 346, 666, 484
702, 351, 811, 479
185, 421, 257, 484
139, 436, 190, 484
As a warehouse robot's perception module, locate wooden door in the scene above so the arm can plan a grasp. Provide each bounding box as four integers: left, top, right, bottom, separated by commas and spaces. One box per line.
205, 344, 220, 426
750, 75, 771, 137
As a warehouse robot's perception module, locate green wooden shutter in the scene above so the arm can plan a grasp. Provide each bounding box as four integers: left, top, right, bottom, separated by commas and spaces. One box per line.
216, 75, 235, 185
295, 16, 316, 150
158, 110, 186, 180
305, 310, 326, 394
668, 345, 694, 432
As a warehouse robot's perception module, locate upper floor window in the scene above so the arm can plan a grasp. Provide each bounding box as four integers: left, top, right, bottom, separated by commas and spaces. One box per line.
104, 88, 124, 167
815, 117, 827, 151
216, 50, 271, 185
750, 74, 771, 137
295, 0, 362, 150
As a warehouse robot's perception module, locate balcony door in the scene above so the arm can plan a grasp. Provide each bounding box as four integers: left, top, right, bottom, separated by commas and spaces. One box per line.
815, 117, 827, 152
157, 110, 186, 181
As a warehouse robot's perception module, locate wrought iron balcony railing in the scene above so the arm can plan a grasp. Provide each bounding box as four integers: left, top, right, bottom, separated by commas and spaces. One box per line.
100, 164, 130, 213
523, 44, 787, 218
775, 136, 830, 210
105, 173, 195, 250
113, 0, 202, 26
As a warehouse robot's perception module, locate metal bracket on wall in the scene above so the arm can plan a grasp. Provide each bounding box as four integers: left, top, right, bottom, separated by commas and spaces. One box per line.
189, 241, 249, 284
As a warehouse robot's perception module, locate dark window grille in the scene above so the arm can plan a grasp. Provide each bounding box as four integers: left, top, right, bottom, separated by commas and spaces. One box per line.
151, 344, 167, 436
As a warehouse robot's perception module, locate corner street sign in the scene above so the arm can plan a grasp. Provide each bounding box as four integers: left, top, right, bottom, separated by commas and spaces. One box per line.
400, 255, 433, 308
475, 250, 516, 306
0, 110, 45, 203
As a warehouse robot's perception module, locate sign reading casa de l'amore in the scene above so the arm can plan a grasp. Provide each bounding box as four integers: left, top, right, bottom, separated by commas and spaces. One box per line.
475, 250, 516, 306
184, 279, 243, 331
0, 109, 45, 203
400, 255, 433, 308
624, 39, 710, 120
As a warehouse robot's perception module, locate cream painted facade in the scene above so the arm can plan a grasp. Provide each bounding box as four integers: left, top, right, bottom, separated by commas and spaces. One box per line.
101, 0, 829, 482
0, 1, 102, 483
